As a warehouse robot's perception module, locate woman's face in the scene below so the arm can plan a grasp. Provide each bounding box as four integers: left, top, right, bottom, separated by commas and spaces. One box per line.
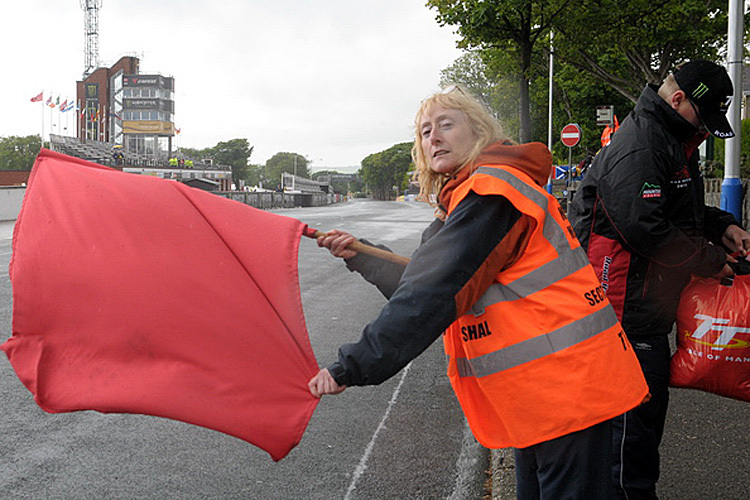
419, 106, 476, 175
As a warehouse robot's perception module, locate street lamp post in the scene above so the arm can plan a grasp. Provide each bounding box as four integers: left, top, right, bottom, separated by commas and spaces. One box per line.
723, 0, 744, 221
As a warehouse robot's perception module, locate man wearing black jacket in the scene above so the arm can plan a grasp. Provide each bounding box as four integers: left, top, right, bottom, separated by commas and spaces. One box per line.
569, 60, 750, 499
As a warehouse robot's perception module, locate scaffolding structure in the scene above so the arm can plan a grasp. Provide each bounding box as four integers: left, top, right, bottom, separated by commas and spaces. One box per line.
81, 0, 103, 78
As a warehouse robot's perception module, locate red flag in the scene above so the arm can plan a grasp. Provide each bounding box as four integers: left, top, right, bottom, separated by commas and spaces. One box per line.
2, 149, 320, 461
30, 91, 43, 103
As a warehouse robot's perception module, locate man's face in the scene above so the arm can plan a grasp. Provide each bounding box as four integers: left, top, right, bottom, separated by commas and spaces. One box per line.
675, 93, 703, 130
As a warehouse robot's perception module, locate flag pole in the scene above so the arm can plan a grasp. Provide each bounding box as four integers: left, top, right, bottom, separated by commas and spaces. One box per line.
303, 229, 410, 266
40, 92, 45, 149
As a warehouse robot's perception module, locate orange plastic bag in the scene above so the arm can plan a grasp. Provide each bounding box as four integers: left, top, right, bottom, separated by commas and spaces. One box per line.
670, 276, 750, 402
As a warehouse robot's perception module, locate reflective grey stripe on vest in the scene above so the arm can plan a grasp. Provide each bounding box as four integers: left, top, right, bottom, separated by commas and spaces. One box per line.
469, 166, 589, 315
455, 305, 619, 378
471, 250, 591, 308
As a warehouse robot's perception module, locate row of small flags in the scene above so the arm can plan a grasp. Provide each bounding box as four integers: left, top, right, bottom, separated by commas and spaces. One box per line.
30, 91, 105, 122
30, 91, 76, 113
29, 90, 180, 131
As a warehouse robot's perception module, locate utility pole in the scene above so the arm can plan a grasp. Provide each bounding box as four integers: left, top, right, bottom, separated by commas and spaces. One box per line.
546, 31, 555, 194
722, 0, 744, 221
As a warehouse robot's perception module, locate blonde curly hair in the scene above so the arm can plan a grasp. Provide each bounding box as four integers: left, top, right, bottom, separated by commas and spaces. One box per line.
411, 86, 510, 202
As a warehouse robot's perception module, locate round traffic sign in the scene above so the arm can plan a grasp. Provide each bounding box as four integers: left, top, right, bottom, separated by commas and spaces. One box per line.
561, 123, 581, 147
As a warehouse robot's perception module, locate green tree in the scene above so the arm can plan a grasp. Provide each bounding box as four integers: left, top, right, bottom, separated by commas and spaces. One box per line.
441, 48, 633, 163
429, 0, 743, 148
359, 142, 412, 200
212, 139, 254, 189
178, 146, 211, 160
713, 119, 750, 178
544, 62, 634, 164
245, 164, 266, 189
0, 135, 42, 170
265, 152, 310, 188
440, 51, 502, 118
428, 0, 571, 142
552, 0, 739, 103
179, 139, 254, 189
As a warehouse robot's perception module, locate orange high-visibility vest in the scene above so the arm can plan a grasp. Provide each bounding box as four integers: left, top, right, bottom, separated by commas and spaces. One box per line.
444, 164, 648, 449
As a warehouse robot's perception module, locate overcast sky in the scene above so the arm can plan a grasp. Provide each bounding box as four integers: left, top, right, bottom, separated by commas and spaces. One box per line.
2, 1, 463, 171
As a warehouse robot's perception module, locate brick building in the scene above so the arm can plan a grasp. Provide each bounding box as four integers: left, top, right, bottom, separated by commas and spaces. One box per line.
77, 56, 176, 161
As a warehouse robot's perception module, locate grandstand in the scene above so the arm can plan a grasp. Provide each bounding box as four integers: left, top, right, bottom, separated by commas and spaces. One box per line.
49, 134, 233, 190
50, 134, 136, 165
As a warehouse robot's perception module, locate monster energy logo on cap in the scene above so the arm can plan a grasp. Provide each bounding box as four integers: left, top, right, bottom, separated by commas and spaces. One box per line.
673, 60, 736, 139
692, 83, 709, 99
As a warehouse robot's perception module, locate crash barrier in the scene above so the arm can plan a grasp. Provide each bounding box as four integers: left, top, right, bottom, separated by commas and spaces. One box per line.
0, 180, 743, 221
0, 187, 25, 221
0, 187, 344, 222
704, 178, 750, 229
216, 191, 343, 210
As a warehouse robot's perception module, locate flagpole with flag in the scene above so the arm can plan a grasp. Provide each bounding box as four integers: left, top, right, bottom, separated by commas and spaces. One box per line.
101, 106, 107, 142
55, 99, 63, 137
47, 96, 52, 141
80, 100, 86, 140
31, 91, 44, 148
44, 95, 52, 143
60, 100, 70, 136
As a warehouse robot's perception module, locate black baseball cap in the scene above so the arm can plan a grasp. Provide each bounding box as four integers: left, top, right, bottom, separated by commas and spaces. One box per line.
674, 60, 735, 138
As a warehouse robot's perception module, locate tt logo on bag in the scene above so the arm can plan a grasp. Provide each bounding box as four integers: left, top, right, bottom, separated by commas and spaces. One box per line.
689, 314, 750, 350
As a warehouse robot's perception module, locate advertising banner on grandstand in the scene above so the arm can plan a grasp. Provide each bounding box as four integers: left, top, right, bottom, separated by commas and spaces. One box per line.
124, 98, 160, 110
122, 120, 175, 135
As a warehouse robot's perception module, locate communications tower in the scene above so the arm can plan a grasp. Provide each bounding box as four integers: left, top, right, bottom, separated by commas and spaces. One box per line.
81, 0, 103, 78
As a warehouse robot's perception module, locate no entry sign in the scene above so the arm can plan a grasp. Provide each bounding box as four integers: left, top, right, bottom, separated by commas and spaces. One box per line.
561, 123, 581, 147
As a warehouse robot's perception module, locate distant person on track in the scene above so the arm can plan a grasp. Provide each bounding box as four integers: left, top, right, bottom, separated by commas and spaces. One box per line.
309, 86, 649, 499
569, 60, 750, 499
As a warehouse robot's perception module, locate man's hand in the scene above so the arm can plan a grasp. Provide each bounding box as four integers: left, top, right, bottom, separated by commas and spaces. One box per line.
316, 230, 358, 259
713, 263, 735, 280
721, 225, 750, 257
308, 368, 347, 398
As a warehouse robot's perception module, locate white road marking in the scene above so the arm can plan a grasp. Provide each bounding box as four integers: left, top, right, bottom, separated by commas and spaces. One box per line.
344, 361, 412, 500
448, 420, 482, 500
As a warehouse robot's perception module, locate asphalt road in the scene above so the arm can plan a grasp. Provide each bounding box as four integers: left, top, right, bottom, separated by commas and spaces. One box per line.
0, 201, 487, 499
1, 198, 747, 500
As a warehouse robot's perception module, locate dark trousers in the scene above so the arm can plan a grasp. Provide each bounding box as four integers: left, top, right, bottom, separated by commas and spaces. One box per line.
612, 335, 671, 500
514, 419, 613, 500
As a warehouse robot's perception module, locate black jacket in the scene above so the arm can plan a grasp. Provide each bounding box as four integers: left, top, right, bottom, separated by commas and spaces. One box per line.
326, 141, 551, 387
569, 85, 738, 338
328, 193, 523, 386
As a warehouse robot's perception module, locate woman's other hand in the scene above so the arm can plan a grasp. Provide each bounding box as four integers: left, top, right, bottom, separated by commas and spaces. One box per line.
308, 368, 347, 398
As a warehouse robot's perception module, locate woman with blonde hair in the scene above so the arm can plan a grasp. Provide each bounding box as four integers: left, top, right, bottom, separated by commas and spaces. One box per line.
310, 86, 648, 499
411, 86, 510, 208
